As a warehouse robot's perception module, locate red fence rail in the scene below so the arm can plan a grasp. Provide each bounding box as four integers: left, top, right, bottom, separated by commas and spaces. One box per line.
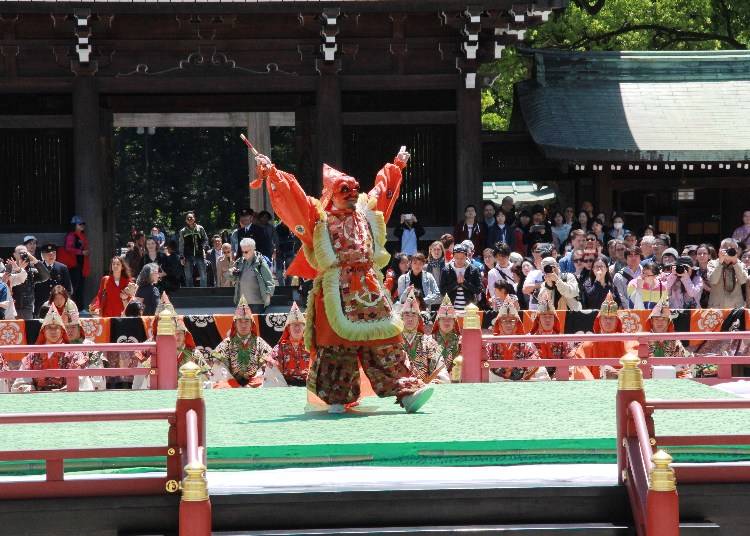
0, 309, 179, 391
615, 355, 750, 536
0, 358, 210, 534
459, 309, 750, 383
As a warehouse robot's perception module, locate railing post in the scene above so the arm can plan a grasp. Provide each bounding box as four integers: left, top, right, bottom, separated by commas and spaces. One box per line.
156, 305, 178, 390
646, 450, 679, 536
179, 459, 211, 536
617, 354, 645, 485
177, 362, 210, 536
176, 362, 207, 466
461, 303, 483, 383
637, 338, 652, 379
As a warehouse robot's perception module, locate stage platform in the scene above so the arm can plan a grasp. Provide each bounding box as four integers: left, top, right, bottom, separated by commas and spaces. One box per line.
1, 381, 750, 475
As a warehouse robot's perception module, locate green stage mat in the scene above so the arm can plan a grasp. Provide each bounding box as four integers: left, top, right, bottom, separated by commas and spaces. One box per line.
1, 381, 749, 474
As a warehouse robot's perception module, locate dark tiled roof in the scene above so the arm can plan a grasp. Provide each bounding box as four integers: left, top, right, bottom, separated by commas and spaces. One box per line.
517, 50, 750, 162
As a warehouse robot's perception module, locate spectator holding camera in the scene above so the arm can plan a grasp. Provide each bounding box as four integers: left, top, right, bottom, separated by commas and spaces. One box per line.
707, 238, 747, 308
522, 256, 581, 311
230, 238, 275, 313
394, 213, 424, 256
10, 245, 49, 320
661, 255, 702, 310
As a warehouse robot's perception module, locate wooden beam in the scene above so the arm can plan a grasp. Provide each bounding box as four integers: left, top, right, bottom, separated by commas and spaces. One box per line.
0, 115, 72, 128
341, 74, 459, 91
112, 112, 294, 128
342, 111, 456, 125
98, 76, 317, 94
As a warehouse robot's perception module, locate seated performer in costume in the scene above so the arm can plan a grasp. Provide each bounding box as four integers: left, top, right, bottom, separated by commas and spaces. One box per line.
432, 295, 462, 377
253, 146, 432, 413
211, 295, 274, 388
400, 287, 451, 384
11, 307, 86, 392
575, 292, 638, 379
531, 289, 576, 379
488, 296, 550, 381
65, 309, 107, 391
645, 300, 692, 378
270, 302, 311, 386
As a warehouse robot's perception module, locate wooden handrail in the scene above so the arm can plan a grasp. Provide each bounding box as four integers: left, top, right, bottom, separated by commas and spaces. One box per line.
0, 342, 156, 353
0, 368, 151, 379
0, 446, 169, 461
629, 401, 655, 473
481, 331, 750, 344
648, 399, 750, 410
0, 409, 175, 424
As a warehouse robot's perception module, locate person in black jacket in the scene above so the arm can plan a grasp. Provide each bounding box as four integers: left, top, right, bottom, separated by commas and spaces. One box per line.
439, 244, 482, 311
11, 244, 49, 320
34, 243, 73, 316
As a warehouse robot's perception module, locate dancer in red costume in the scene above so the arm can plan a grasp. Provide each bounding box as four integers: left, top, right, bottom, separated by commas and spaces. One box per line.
251, 146, 432, 413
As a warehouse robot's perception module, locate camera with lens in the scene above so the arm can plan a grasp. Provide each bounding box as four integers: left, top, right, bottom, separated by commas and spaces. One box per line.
675, 264, 686, 275
19, 252, 29, 262
543, 264, 554, 274
726, 247, 737, 257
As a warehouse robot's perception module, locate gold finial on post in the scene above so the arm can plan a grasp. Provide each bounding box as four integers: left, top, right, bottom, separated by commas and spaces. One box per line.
462, 303, 481, 330
618, 354, 644, 391
450, 355, 464, 383
178, 361, 203, 400
649, 449, 676, 492
157, 301, 177, 336
181, 460, 209, 501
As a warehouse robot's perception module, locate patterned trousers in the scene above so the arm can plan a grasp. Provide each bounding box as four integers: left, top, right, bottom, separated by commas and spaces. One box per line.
308, 342, 423, 405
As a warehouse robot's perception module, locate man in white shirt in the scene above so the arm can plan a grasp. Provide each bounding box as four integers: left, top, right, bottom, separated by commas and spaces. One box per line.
523, 257, 581, 311
487, 242, 515, 299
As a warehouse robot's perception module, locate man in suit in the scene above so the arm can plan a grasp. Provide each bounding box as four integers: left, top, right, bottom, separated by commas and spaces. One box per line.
34, 243, 72, 316
206, 234, 223, 287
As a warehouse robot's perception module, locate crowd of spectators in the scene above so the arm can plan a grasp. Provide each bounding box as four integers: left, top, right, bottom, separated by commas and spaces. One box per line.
385, 199, 750, 315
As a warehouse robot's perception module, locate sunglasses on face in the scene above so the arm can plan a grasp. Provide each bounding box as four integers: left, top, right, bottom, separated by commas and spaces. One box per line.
583, 258, 595, 263
573, 258, 583, 263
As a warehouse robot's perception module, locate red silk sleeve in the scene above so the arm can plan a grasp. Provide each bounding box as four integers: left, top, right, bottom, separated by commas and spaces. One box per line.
368, 158, 406, 223
258, 164, 318, 248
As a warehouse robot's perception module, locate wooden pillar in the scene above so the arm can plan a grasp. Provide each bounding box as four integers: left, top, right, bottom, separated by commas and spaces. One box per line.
315, 73, 342, 193
247, 112, 272, 213
99, 107, 115, 266
456, 86, 482, 218
73, 76, 102, 305
295, 106, 316, 195
597, 170, 613, 220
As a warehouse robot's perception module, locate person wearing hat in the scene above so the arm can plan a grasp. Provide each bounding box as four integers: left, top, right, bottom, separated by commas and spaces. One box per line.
11, 307, 87, 392
34, 243, 73, 317
400, 288, 450, 384
211, 296, 274, 388
530, 289, 575, 379
23, 235, 38, 257
644, 300, 692, 378
432, 295, 462, 376
660, 255, 702, 309
487, 296, 548, 381
522, 254, 581, 311
59, 215, 90, 308
269, 302, 311, 386
439, 243, 483, 312
575, 292, 638, 380
251, 146, 434, 414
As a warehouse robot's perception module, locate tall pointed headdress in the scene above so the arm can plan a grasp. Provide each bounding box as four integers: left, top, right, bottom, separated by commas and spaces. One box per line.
284, 302, 306, 327
401, 287, 421, 315
234, 295, 253, 321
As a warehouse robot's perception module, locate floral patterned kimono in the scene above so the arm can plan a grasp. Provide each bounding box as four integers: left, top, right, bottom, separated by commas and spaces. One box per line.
212, 334, 273, 388
402, 331, 451, 384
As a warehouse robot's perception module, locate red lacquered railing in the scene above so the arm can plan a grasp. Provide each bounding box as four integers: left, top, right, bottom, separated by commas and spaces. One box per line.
0, 317, 178, 390
459, 310, 750, 383
615, 355, 750, 536
0, 347, 211, 534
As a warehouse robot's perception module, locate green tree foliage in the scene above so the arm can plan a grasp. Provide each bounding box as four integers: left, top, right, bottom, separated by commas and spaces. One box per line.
113, 127, 296, 244
482, 0, 750, 130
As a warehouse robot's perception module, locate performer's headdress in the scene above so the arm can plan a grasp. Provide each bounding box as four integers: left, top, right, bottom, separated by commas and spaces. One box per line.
531, 289, 561, 334
400, 287, 425, 333
320, 164, 359, 210
593, 292, 622, 333
646, 299, 676, 332
231, 295, 259, 337
64, 308, 80, 327
234, 295, 253, 321
432, 295, 459, 335
37, 306, 70, 344
284, 302, 306, 328
492, 295, 524, 335
155, 292, 174, 317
